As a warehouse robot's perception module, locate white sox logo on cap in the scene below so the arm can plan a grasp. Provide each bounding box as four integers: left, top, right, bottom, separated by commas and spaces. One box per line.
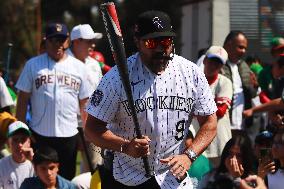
152, 17, 163, 29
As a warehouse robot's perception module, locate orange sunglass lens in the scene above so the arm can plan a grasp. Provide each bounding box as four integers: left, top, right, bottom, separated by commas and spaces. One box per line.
160, 38, 172, 46
144, 38, 172, 49
144, 39, 157, 49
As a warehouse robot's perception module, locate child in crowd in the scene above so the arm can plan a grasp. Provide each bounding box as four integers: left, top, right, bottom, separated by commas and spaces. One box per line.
20, 145, 77, 189
0, 121, 34, 189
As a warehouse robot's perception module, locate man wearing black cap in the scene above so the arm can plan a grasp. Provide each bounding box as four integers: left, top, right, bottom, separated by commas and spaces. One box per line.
15, 23, 92, 180
85, 11, 217, 188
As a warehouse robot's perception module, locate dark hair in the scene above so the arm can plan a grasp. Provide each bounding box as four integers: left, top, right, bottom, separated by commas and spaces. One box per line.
276, 55, 284, 68
32, 145, 59, 166
255, 130, 273, 146
223, 31, 247, 46
245, 55, 261, 65
204, 173, 239, 189
216, 134, 254, 178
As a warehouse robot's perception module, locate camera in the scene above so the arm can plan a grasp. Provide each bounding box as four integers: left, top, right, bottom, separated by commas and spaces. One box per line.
246, 181, 257, 188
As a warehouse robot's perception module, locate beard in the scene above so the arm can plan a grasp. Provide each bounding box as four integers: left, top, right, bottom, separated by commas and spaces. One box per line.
149, 52, 171, 74
153, 52, 172, 60
140, 51, 173, 75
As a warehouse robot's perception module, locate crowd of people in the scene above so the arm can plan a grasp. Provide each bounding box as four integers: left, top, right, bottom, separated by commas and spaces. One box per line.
0, 9, 283, 189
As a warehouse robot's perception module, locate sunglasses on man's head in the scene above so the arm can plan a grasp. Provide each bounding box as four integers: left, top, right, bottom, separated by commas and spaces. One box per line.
143, 37, 173, 49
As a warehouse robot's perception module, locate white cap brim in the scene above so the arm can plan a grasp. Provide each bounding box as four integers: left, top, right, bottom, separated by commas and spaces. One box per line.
207, 54, 226, 64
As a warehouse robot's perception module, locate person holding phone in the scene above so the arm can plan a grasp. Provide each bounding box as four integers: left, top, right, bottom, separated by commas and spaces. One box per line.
264, 128, 284, 189
198, 134, 255, 189
253, 131, 276, 179
240, 175, 267, 189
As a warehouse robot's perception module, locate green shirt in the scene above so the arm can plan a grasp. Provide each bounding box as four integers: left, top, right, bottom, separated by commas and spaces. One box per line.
188, 154, 213, 181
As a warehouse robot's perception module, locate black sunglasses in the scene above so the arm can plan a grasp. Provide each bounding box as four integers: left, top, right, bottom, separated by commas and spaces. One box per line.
48, 36, 68, 43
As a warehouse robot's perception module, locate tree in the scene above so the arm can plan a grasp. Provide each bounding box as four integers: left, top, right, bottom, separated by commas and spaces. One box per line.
0, 0, 183, 80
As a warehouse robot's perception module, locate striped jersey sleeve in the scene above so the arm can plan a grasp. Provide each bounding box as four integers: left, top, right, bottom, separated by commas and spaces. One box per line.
86, 67, 121, 123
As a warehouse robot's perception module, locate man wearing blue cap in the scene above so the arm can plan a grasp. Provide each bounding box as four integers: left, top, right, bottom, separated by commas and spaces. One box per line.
15, 23, 92, 180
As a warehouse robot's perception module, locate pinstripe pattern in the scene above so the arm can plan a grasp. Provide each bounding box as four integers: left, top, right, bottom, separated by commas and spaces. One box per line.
86, 53, 217, 188
16, 53, 92, 137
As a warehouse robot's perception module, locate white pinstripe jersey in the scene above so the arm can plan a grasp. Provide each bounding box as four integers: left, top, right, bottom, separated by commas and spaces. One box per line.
86, 53, 217, 188
16, 53, 92, 137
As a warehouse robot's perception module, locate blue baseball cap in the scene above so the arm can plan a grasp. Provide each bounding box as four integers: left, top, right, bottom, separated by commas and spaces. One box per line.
255, 131, 273, 145
45, 23, 69, 39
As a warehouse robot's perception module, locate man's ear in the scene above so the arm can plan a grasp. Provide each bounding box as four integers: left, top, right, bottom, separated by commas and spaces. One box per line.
63, 38, 70, 50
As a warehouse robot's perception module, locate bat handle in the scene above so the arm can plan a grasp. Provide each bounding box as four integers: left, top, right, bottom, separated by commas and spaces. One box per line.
135, 126, 154, 177
142, 156, 154, 177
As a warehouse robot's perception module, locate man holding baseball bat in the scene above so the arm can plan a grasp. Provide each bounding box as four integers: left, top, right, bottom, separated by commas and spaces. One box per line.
85, 10, 217, 189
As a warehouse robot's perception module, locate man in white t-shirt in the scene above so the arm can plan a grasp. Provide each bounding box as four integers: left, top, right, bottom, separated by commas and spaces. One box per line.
68, 24, 103, 90
0, 121, 34, 189
68, 24, 103, 176
85, 10, 217, 189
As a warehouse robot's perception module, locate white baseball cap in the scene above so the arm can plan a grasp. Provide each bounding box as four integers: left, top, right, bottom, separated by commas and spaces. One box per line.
7, 121, 31, 137
205, 46, 228, 64
70, 24, 103, 41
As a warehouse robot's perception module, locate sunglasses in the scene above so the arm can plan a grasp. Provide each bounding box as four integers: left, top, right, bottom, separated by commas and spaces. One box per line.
144, 37, 173, 49
48, 36, 68, 44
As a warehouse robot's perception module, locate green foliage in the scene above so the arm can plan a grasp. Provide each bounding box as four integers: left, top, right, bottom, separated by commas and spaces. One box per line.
0, 0, 182, 79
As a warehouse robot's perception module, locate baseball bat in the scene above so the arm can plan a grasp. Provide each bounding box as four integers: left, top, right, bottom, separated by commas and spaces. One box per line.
4, 43, 13, 84
77, 127, 95, 175
100, 2, 154, 177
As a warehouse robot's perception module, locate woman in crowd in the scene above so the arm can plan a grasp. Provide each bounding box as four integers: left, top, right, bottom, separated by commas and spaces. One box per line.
198, 134, 255, 189
258, 128, 284, 189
